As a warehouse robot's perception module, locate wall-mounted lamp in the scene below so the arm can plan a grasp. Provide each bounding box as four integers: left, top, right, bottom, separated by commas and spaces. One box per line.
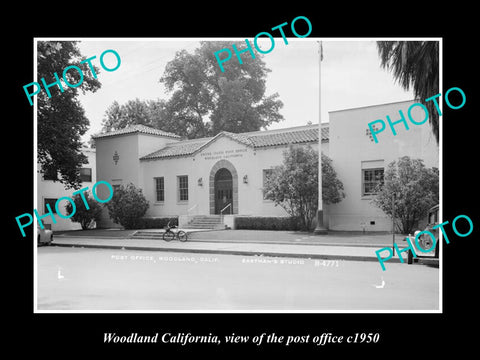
113, 151, 120, 165
243, 175, 248, 184
198, 177, 203, 186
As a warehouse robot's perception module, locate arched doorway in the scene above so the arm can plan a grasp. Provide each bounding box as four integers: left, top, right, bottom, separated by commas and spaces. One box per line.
214, 168, 233, 214
209, 159, 238, 215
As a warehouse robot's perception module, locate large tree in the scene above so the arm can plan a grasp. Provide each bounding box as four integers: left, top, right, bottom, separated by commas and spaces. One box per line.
160, 41, 284, 139
372, 156, 439, 234
101, 98, 170, 132
37, 41, 101, 189
376, 41, 439, 143
264, 146, 345, 231
99, 98, 193, 143
101, 99, 148, 132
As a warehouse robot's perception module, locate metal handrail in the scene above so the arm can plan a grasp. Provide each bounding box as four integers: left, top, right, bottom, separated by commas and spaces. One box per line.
187, 204, 198, 215
220, 203, 232, 215
216, 203, 232, 228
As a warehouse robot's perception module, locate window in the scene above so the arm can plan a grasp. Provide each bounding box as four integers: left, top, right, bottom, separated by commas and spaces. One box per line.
428, 207, 439, 225
112, 184, 122, 197
362, 168, 384, 196
79, 168, 92, 182
178, 175, 188, 202
155, 177, 164, 202
44, 198, 58, 214
263, 169, 274, 200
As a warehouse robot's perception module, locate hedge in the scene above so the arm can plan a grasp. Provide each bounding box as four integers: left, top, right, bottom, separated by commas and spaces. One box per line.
136, 217, 178, 229
234, 216, 302, 231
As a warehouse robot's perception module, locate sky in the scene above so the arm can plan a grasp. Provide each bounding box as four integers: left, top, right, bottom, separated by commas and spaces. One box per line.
75, 38, 414, 143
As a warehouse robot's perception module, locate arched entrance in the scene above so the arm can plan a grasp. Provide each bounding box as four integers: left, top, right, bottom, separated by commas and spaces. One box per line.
209, 159, 238, 215
214, 168, 233, 214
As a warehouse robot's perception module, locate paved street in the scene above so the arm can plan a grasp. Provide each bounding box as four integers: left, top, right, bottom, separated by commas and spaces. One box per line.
37, 246, 439, 311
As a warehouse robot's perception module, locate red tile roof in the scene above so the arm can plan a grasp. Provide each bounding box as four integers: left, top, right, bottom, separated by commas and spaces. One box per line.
141, 124, 328, 160
142, 138, 209, 159
92, 124, 181, 139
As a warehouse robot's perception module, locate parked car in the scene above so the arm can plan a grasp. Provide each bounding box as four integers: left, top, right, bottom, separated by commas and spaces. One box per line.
37, 226, 53, 246
407, 204, 439, 263
421, 204, 439, 255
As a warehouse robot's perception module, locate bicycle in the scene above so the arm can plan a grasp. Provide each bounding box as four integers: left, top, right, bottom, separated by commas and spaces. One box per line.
163, 221, 188, 242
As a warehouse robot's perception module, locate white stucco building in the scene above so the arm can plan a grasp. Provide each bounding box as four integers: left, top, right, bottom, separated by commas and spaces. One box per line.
327, 100, 438, 231
36, 147, 96, 231
92, 99, 439, 232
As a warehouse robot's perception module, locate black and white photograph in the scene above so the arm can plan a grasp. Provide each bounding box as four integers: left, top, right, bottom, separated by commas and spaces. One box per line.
32, 38, 442, 312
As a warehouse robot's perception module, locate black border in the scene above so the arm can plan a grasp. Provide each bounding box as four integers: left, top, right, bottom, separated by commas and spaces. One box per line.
9, 5, 478, 355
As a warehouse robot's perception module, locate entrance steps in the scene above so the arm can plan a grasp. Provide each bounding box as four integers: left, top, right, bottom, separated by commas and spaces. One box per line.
183, 215, 225, 230
129, 216, 225, 239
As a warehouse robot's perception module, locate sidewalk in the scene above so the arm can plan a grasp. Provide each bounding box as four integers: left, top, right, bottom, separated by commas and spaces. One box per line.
52, 229, 438, 266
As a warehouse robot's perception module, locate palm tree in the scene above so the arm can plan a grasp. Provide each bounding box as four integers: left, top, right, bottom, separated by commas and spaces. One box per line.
376, 41, 439, 144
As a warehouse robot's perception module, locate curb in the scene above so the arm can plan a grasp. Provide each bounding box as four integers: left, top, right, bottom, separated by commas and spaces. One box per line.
51, 242, 404, 263
55, 234, 398, 249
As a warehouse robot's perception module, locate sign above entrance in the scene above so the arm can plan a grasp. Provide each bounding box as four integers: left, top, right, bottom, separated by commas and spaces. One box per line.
200, 148, 247, 161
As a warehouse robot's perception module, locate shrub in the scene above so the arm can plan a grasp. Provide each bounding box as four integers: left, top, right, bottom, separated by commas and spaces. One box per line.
65, 192, 103, 229
372, 156, 439, 234
264, 146, 345, 231
105, 183, 149, 229
234, 216, 302, 231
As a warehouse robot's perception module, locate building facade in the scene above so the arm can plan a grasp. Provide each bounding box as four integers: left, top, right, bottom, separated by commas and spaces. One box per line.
326, 100, 438, 231
93, 100, 439, 232
36, 147, 96, 231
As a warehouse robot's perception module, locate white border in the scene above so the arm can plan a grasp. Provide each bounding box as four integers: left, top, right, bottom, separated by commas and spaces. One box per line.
33, 37, 443, 314
33, 40, 39, 312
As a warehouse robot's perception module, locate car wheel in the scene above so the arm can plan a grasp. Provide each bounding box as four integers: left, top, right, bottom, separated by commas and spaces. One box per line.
419, 235, 433, 252
49, 234, 54, 245
37, 235, 41, 246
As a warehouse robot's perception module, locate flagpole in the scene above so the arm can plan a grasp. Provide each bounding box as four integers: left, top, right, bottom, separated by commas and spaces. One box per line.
314, 40, 327, 235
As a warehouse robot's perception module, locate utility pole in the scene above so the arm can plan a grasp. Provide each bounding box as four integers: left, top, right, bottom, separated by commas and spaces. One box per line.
314, 40, 327, 235
392, 193, 396, 256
